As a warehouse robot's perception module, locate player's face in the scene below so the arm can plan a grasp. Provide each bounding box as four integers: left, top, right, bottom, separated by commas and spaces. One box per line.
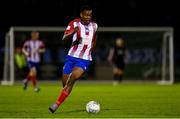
80, 10, 92, 25
116, 38, 124, 47
31, 32, 39, 40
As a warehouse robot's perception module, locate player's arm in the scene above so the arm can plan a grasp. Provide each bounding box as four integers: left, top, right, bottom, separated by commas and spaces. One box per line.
62, 27, 79, 41
107, 48, 116, 67
38, 48, 45, 53
62, 21, 83, 47
91, 23, 98, 51
62, 21, 80, 41
108, 48, 114, 62
22, 42, 29, 56
92, 32, 97, 49
107, 48, 119, 71
38, 41, 46, 53
64, 26, 82, 46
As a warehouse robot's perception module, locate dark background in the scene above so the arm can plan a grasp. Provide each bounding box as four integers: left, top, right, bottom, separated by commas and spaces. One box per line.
0, 0, 179, 29
0, 0, 180, 80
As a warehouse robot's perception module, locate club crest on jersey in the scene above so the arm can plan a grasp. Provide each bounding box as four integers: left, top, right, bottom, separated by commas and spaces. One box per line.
85, 26, 89, 35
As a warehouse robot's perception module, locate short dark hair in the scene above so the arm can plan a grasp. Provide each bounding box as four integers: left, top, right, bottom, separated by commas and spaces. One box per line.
80, 5, 92, 13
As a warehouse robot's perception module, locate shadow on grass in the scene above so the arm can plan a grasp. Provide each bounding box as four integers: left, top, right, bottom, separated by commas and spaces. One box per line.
58, 109, 85, 114
56, 108, 121, 114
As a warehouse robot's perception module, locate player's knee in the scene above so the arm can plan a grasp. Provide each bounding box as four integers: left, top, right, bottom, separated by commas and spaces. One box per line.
71, 73, 81, 80
31, 67, 37, 74
72, 68, 84, 79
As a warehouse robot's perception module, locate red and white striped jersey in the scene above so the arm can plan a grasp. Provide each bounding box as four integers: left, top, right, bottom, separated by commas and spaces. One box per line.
23, 39, 45, 63
64, 18, 98, 61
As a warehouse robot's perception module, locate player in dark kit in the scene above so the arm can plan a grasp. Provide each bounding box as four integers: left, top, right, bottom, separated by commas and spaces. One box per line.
108, 37, 125, 84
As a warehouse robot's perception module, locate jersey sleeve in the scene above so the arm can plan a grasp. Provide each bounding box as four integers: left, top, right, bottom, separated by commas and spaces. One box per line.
94, 23, 98, 32
92, 22, 98, 33
64, 21, 78, 35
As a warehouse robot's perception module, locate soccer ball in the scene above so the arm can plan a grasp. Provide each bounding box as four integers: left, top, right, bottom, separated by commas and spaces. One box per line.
86, 101, 100, 114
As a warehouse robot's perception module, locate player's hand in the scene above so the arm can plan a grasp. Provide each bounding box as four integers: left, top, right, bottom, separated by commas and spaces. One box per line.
24, 52, 30, 56
38, 48, 45, 53
73, 27, 79, 33
72, 37, 82, 46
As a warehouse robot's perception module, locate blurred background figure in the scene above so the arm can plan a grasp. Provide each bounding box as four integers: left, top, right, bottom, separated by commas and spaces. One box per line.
22, 31, 45, 92
15, 47, 29, 79
108, 37, 125, 85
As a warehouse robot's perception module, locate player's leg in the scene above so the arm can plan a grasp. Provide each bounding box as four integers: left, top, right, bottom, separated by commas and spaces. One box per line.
23, 78, 28, 90
24, 61, 39, 92
63, 67, 84, 93
114, 67, 124, 81
57, 67, 84, 106
117, 62, 125, 82
23, 62, 31, 90
62, 67, 84, 88
62, 74, 69, 87
49, 57, 73, 113
30, 67, 40, 92
112, 66, 124, 85
61, 59, 89, 96
62, 59, 73, 87
49, 57, 89, 113
49, 67, 84, 113
49, 73, 71, 113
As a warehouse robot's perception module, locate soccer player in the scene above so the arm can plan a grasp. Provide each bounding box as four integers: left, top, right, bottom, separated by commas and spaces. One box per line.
108, 37, 125, 84
22, 31, 45, 92
49, 5, 98, 113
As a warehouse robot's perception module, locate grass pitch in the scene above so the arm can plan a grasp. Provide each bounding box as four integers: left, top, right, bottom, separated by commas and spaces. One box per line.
0, 81, 180, 118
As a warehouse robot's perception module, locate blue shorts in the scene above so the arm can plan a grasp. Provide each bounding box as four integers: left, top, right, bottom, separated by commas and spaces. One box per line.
28, 61, 39, 71
63, 56, 90, 74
